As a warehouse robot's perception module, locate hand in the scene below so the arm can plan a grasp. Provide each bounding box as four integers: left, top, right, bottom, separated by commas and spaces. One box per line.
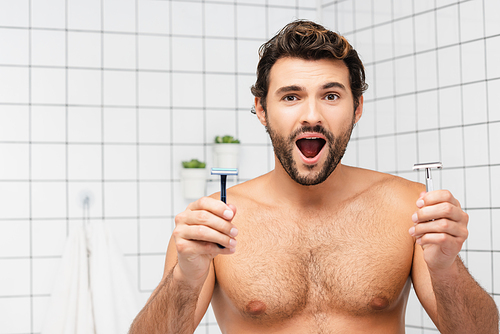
409, 190, 469, 272
173, 197, 238, 283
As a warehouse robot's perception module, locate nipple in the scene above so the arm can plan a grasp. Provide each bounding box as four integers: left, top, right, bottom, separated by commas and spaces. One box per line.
369, 296, 389, 311
245, 300, 267, 316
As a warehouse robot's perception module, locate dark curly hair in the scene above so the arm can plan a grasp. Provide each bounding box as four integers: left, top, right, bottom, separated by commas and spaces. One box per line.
251, 20, 368, 113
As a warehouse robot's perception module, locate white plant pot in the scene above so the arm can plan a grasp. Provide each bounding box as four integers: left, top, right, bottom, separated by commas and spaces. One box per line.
213, 143, 240, 169
181, 168, 207, 199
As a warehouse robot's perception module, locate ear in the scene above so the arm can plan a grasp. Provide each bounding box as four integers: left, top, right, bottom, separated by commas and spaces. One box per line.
354, 95, 363, 124
255, 97, 267, 126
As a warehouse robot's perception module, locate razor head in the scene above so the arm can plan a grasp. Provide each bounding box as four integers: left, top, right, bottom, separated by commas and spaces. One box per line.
413, 162, 442, 170
211, 168, 238, 176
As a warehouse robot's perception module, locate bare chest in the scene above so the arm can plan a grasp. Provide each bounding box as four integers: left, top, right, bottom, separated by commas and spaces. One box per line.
212, 207, 414, 325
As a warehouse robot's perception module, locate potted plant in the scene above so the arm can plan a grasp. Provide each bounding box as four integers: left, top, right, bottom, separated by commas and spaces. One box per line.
180, 159, 207, 199
213, 135, 240, 168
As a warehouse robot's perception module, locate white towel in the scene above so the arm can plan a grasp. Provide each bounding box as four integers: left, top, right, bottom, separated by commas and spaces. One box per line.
42, 221, 140, 334
88, 221, 140, 333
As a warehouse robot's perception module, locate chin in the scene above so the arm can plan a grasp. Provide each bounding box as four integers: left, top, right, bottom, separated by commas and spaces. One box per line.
292, 162, 338, 186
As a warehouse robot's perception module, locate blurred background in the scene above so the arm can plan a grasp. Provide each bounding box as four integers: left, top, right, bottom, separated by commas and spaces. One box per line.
0, 0, 498, 333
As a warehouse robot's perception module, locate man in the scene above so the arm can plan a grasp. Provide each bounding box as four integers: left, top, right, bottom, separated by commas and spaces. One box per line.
129, 20, 498, 333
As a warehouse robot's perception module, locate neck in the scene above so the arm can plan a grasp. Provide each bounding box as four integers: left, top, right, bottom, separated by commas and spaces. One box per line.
268, 156, 349, 208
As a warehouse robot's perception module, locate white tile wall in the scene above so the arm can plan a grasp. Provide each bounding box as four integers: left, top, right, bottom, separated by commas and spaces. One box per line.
0, 220, 30, 258
436, 5, 460, 47
205, 3, 235, 37
138, 35, 170, 70
103, 70, 137, 106
395, 95, 417, 133
68, 31, 102, 68
462, 82, 488, 125
438, 46, 462, 87
31, 30, 65, 67
487, 36, 500, 80
439, 86, 463, 127
0, 1, 29, 27
268, 6, 300, 36
0, 0, 498, 333
414, 12, 436, 52
103, 33, 136, 69
237, 4, 267, 39
394, 56, 416, 95
375, 99, 395, 136
67, 0, 101, 31
462, 41, 486, 84
137, 0, 170, 34
415, 51, 438, 91
416, 91, 439, 131
171, 1, 203, 36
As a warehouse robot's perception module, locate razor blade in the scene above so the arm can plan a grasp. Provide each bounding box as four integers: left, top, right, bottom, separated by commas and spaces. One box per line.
211, 168, 239, 176
413, 162, 442, 192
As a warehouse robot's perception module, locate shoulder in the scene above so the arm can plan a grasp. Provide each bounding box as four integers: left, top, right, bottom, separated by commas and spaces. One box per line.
348, 165, 423, 194
340, 167, 423, 237
209, 172, 270, 207
345, 166, 425, 210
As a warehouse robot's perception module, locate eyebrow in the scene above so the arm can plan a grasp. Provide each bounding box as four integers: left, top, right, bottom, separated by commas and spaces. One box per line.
321, 82, 347, 91
275, 85, 304, 96
274, 82, 347, 96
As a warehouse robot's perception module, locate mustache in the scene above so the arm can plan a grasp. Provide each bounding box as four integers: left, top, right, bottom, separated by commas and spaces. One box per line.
289, 125, 334, 143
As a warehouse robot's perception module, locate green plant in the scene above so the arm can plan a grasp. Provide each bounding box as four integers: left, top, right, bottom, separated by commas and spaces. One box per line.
215, 135, 240, 144
182, 159, 206, 168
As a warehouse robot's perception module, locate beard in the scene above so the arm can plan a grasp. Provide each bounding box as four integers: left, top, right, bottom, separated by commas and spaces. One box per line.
266, 116, 355, 186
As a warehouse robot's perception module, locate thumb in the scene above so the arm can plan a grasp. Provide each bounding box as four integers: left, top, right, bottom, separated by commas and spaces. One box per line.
227, 204, 237, 216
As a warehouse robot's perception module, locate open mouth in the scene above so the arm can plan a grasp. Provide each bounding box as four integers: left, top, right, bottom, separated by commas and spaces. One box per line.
296, 137, 326, 159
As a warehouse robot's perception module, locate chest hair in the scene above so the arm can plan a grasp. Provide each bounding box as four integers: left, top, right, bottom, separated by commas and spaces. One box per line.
214, 201, 414, 324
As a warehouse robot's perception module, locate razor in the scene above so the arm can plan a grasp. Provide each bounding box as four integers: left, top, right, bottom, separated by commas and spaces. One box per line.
211, 168, 238, 249
413, 162, 442, 192
211, 168, 238, 203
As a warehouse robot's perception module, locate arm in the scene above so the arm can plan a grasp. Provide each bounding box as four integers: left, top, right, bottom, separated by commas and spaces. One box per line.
129, 197, 238, 334
410, 190, 499, 333
128, 236, 214, 334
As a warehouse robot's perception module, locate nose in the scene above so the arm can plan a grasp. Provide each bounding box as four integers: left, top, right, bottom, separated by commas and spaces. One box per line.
299, 99, 323, 126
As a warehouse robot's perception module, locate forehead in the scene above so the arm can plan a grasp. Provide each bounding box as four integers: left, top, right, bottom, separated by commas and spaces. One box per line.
268, 57, 351, 93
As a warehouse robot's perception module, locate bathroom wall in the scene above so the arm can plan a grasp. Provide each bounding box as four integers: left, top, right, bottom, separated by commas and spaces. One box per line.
322, 0, 500, 332
0, 0, 498, 333
0, 0, 316, 333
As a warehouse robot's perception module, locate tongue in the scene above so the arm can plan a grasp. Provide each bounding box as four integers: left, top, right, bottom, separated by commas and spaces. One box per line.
296, 139, 325, 158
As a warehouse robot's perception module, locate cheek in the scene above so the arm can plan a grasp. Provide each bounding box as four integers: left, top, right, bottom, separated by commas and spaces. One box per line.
326, 112, 355, 129
266, 113, 295, 134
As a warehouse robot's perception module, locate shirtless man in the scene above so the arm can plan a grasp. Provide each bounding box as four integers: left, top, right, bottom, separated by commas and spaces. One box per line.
129, 20, 498, 333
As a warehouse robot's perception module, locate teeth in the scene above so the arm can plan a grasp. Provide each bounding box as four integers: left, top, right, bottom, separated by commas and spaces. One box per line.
306, 137, 319, 140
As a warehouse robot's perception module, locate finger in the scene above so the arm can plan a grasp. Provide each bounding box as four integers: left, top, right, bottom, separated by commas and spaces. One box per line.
180, 224, 237, 249
176, 237, 236, 256
175, 210, 239, 241
174, 224, 237, 250
188, 196, 235, 221
413, 202, 464, 223
189, 210, 238, 236
416, 232, 464, 251
411, 219, 466, 239
417, 190, 461, 209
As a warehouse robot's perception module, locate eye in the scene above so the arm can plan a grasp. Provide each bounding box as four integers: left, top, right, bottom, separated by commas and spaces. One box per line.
325, 93, 339, 101
282, 95, 298, 102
